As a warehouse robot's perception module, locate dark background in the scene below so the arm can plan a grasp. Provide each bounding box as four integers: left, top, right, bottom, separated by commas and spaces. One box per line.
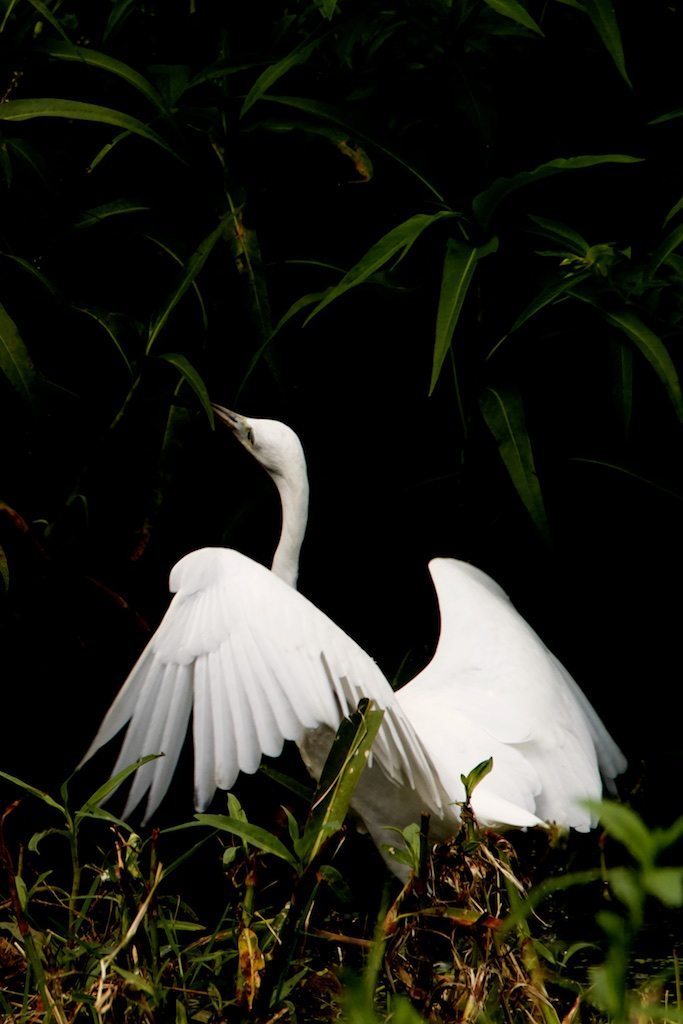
1, 0, 681, 832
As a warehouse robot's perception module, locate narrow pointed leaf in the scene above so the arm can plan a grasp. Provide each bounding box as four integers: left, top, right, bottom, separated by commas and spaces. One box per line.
78, 755, 161, 813
483, 0, 543, 35
241, 37, 321, 117
306, 211, 457, 322
479, 386, 550, 540
1, 253, 60, 298
664, 195, 683, 227
160, 353, 214, 428
34, 41, 166, 112
650, 223, 683, 274
193, 815, 298, 867
304, 698, 384, 865
585, 800, 653, 865
0, 301, 38, 406
73, 199, 149, 230
430, 236, 498, 394
650, 108, 683, 126
473, 155, 641, 228
581, 0, 631, 86
25, 0, 70, 41
0, 770, 64, 813
528, 214, 590, 254
0, 99, 177, 158
75, 307, 133, 377
147, 217, 228, 351
504, 270, 590, 339
589, 305, 683, 423
612, 340, 633, 435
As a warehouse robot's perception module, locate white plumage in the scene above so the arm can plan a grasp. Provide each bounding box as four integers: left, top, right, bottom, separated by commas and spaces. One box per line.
83, 409, 625, 872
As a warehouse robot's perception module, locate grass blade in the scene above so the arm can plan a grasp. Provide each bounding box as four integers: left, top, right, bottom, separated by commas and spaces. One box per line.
479, 385, 550, 540
650, 223, 683, 274
473, 154, 641, 229
0, 770, 65, 813
528, 214, 590, 254
430, 236, 498, 394
241, 35, 321, 117
147, 217, 228, 352
33, 40, 166, 113
72, 198, 150, 230
483, 0, 543, 36
303, 698, 384, 866
193, 815, 298, 867
305, 211, 457, 323
581, 302, 683, 423
78, 755, 161, 813
0, 98, 177, 158
581, 0, 631, 86
0, 300, 38, 407
160, 353, 215, 428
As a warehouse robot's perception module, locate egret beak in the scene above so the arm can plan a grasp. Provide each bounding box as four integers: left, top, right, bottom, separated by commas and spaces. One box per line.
212, 404, 251, 445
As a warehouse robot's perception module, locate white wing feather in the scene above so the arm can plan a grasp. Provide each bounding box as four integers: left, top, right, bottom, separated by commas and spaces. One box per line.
83, 547, 447, 822
399, 558, 626, 830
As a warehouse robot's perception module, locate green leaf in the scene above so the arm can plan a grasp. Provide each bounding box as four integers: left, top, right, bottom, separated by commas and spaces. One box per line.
1, 253, 60, 298
581, 0, 631, 86
160, 353, 215, 428
473, 154, 641, 228
482, 0, 543, 36
460, 757, 494, 801
304, 698, 384, 865
608, 866, 644, 922
72, 199, 150, 230
498, 270, 590, 349
147, 217, 228, 352
642, 868, 683, 907
75, 307, 133, 377
612, 340, 633, 436
479, 386, 550, 540
306, 211, 457, 322
78, 754, 161, 814
650, 223, 683, 274
0, 301, 38, 407
193, 815, 299, 867
528, 214, 590, 254
110, 964, 156, 996
664, 195, 683, 227
25, 0, 70, 41
241, 36, 321, 117
587, 800, 654, 865
595, 307, 683, 423
0, 770, 64, 813
0, 99, 177, 158
650, 108, 683, 126
430, 236, 497, 394
34, 41, 166, 113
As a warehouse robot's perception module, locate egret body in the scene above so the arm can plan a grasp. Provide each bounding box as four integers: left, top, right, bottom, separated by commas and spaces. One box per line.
83, 409, 626, 873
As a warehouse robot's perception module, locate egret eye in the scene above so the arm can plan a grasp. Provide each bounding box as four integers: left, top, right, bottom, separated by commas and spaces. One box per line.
246, 427, 255, 445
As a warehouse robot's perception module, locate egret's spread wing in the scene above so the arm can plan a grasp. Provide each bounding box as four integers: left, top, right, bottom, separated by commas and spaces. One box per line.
83, 547, 445, 822
400, 558, 626, 830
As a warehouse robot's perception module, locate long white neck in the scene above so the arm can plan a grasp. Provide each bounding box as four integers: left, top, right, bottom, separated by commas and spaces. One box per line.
270, 472, 309, 589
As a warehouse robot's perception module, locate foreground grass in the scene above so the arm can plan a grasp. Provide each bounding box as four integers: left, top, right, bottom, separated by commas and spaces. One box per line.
1, 720, 682, 1024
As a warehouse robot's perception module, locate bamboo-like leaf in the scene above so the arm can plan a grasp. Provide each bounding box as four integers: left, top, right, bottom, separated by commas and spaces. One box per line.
0, 99, 177, 158
147, 217, 228, 352
503, 270, 590, 340
585, 800, 654, 866
75, 307, 133, 377
0, 770, 65, 812
528, 214, 589, 254
265, 95, 445, 201
72, 198, 150, 230
0, 300, 38, 406
483, 0, 543, 36
1, 253, 60, 298
430, 236, 498, 394
34, 41, 166, 112
25, 0, 70, 41
193, 815, 299, 867
241, 36, 321, 117
160, 353, 214, 428
591, 305, 683, 423
473, 154, 641, 228
581, 0, 631, 86
303, 697, 384, 865
650, 223, 683, 274
4, 138, 49, 184
650, 108, 683, 126
479, 386, 550, 540
317, 0, 339, 18
663, 195, 683, 227
306, 211, 457, 323
78, 755, 161, 814
104, 0, 137, 40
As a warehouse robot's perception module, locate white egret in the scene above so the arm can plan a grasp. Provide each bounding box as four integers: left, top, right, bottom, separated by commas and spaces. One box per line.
83, 408, 625, 871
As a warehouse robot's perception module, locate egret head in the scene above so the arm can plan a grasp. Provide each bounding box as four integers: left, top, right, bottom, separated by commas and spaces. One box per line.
213, 405, 306, 482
